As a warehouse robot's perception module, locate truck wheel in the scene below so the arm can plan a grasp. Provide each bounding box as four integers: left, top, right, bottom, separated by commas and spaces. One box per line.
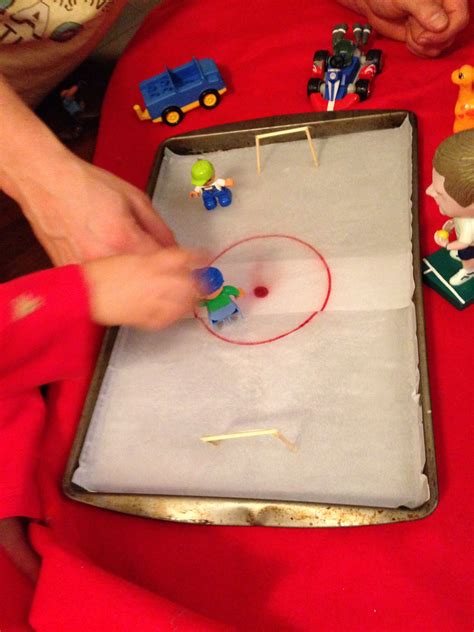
307, 78, 324, 97
365, 49, 383, 74
162, 106, 184, 126
355, 79, 370, 101
199, 90, 221, 109
313, 49, 330, 71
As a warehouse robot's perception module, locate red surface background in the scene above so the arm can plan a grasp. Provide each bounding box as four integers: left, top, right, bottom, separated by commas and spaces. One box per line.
2, 0, 473, 630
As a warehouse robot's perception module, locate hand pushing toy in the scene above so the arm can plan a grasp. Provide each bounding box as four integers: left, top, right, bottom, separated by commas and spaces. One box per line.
189, 160, 235, 211
194, 266, 244, 327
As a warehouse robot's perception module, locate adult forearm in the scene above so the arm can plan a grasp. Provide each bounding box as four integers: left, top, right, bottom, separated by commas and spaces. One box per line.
0, 73, 176, 265
0, 73, 70, 210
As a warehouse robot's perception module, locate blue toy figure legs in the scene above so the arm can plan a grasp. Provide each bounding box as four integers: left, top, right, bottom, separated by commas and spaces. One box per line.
216, 187, 232, 207
202, 188, 218, 210
202, 186, 232, 211
208, 302, 242, 327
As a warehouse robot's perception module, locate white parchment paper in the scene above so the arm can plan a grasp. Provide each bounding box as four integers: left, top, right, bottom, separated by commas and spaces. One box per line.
73, 119, 429, 509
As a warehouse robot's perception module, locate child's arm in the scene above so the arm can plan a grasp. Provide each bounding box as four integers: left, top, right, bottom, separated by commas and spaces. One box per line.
0, 265, 97, 395
336, 0, 469, 57
0, 248, 201, 394
0, 73, 176, 265
0, 249, 201, 580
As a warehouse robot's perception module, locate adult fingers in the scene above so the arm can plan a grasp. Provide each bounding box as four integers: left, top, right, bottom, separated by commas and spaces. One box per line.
131, 194, 177, 248
412, 0, 469, 45
406, 22, 454, 56
393, 0, 449, 32
441, 0, 470, 33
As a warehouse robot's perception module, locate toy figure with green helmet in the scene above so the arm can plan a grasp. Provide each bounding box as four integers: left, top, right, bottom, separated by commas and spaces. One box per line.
189, 159, 234, 211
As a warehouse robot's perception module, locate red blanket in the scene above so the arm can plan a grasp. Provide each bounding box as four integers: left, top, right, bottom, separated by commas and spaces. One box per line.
2, 0, 473, 629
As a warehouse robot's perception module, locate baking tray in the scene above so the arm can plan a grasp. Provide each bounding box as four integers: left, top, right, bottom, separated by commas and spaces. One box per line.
64, 110, 438, 527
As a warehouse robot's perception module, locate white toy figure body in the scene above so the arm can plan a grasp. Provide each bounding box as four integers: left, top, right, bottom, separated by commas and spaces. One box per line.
426, 129, 474, 287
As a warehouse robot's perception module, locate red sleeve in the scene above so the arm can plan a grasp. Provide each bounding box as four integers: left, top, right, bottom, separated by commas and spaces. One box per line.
0, 265, 97, 395
0, 392, 45, 519
0, 265, 98, 519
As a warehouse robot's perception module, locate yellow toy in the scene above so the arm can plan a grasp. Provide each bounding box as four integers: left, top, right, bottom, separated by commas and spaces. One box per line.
452, 64, 474, 134
435, 229, 450, 241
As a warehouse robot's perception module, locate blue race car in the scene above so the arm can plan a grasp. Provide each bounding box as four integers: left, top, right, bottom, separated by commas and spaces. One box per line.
307, 24, 383, 111
134, 57, 227, 126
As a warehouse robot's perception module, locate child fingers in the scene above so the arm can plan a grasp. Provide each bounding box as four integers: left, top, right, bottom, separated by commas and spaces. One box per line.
142, 280, 198, 329
148, 247, 209, 272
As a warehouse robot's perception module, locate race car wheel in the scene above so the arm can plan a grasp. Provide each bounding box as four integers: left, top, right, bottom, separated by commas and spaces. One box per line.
199, 89, 221, 109
355, 79, 370, 101
162, 106, 184, 126
313, 49, 330, 71
307, 78, 324, 97
365, 49, 383, 74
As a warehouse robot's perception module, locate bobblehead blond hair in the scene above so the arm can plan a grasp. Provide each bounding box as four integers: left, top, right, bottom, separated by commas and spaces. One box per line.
433, 129, 474, 208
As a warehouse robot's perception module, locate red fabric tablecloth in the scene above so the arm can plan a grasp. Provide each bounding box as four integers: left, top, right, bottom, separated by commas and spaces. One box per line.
2, 1, 473, 630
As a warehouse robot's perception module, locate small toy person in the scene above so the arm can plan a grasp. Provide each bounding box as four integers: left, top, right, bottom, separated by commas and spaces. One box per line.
60, 83, 86, 138
189, 160, 234, 211
60, 84, 85, 117
331, 23, 372, 67
426, 129, 474, 287
194, 266, 244, 327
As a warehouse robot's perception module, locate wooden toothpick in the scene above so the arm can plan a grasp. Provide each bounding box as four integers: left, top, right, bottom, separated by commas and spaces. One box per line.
255, 126, 319, 174
200, 428, 298, 452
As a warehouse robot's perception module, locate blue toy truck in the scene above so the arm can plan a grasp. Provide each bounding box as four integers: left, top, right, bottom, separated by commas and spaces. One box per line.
133, 57, 227, 126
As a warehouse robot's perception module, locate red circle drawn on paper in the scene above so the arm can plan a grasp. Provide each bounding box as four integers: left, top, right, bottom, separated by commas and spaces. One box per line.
195, 234, 332, 346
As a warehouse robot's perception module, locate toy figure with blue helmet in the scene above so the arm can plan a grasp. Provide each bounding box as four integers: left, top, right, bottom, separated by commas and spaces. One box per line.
194, 266, 244, 327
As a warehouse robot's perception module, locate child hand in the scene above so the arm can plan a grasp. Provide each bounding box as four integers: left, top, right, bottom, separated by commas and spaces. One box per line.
336, 0, 469, 56
82, 248, 204, 330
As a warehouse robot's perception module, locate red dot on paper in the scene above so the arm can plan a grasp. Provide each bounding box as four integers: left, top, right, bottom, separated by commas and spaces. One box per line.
254, 286, 269, 298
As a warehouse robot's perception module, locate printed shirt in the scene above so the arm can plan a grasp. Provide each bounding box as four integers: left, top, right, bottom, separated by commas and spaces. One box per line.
0, 0, 127, 105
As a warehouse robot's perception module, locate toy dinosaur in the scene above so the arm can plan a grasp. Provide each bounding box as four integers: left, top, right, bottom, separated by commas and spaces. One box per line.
452, 64, 474, 134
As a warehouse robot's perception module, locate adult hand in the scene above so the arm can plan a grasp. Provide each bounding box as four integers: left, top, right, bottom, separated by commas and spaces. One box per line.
0, 73, 177, 265
336, 0, 469, 57
15, 155, 176, 266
